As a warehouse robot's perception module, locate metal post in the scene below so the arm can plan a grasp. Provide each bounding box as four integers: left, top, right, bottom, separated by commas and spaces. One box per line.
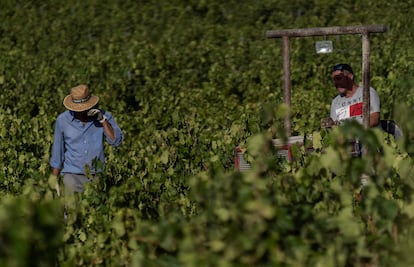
282, 36, 291, 136
362, 32, 371, 129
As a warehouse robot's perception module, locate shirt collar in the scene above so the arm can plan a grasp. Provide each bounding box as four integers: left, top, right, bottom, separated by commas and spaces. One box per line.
69, 110, 76, 121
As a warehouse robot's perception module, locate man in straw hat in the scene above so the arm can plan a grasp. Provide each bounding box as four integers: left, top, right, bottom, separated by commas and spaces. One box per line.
50, 84, 123, 193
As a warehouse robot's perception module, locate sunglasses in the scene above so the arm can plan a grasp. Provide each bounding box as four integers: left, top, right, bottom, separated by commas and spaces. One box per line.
331, 64, 353, 74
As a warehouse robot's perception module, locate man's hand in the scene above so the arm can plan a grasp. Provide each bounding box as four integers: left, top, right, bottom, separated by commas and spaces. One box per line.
321, 117, 336, 128
87, 109, 106, 123
51, 168, 61, 196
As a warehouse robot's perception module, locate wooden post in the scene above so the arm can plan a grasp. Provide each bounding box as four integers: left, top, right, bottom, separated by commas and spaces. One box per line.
282, 36, 291, 136
266, 25, 387, 38
362, 32, 371, 129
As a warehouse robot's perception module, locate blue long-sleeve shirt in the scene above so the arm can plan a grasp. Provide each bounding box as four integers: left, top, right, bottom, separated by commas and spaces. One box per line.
50, 110, 123, 174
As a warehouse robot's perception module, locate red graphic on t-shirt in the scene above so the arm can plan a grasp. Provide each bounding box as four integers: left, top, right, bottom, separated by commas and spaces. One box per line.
350, 102, 363, 117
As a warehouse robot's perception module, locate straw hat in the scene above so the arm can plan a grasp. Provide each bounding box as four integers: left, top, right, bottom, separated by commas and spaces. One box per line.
63, 84, 100, 112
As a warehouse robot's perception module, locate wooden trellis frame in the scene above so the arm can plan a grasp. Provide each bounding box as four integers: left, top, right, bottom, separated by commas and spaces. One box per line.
266, 24, 388, 135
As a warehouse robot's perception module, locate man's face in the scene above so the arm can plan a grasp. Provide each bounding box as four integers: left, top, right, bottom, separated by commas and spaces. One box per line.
74, 109, 90, 121
332, 70, 354, 96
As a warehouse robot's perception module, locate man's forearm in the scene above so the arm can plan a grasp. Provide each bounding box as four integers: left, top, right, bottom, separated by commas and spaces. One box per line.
102, 120, 115, 141
370, 112, 380, 127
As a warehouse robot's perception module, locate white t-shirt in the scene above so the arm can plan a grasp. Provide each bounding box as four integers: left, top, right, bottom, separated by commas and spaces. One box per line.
330, 85, 380, 125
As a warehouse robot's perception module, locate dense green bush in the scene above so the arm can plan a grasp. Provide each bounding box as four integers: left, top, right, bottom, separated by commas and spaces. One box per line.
1, 0, 414, 266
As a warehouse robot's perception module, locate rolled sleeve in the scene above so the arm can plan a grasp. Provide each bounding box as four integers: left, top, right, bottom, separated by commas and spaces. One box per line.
50, 118, 64, 169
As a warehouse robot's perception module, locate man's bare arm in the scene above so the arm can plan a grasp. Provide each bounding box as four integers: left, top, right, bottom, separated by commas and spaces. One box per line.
370, 112, 380, 127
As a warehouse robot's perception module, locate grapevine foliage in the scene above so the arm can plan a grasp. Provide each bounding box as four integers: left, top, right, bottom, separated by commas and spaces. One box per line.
1, 0, 414, 266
